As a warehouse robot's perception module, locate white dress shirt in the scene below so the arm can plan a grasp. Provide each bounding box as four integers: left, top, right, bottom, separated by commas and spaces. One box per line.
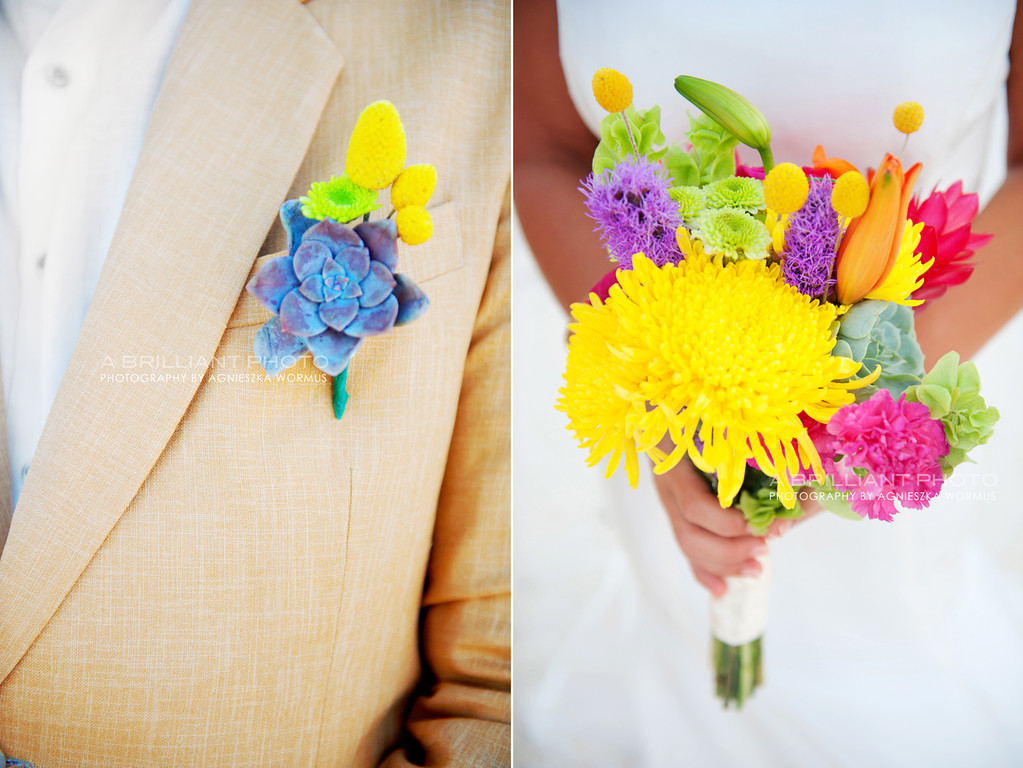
0, 0, 191, 508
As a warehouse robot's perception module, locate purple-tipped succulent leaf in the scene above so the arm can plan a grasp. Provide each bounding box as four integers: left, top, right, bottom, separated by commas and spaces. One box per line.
305, 218, 363, 253
293, 240, 331, 281
341, 280, 362, 299
306, 329, 361, 376
254, 316, 307, 376
359, 261, 397, 308
393, 273, 430, 325
345, 294, 399, 337
247, 255, 301, 314
281, 199, 319, 258
299, 274, 327, 302
318, 296, 360, 331
280, 290, 328, 337
321, 258, 351, 301
334, 244, 371, 282
354, 219, 399, 271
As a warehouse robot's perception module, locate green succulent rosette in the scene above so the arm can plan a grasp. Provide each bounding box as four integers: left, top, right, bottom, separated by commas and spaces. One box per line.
833, 300, 924, 397
905, 351, 1000, 474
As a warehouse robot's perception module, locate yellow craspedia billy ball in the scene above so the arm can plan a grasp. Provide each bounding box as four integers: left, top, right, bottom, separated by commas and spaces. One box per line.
390, 164, 437, 210
345, 100, 407, 190
763, 162, 809, 214
831, 170, 870, 218
591, 68, 633, 113
893, 101, 924, 134
396, 205, 433, 245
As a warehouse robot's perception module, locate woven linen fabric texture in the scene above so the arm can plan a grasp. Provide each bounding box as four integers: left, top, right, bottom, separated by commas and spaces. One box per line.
0, 1, 510, 766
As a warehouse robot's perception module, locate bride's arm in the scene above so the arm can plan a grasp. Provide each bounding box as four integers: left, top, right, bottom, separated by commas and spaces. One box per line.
514, 0, 607, 309
514, 0, 766, 597
915, 0, 1023, 362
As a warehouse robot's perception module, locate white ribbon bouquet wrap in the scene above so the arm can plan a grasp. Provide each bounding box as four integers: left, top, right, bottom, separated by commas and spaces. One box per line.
709, 552, 772, 706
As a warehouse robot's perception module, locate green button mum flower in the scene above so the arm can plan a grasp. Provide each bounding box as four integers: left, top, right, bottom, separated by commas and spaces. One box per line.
300, 174, 380, 223
704, 177, 765, 214
693, 207, 771, 261
668, 185, 706, 224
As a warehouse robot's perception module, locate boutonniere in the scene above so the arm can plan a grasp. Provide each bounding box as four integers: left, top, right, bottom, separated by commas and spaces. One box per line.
246, 101, 434, 419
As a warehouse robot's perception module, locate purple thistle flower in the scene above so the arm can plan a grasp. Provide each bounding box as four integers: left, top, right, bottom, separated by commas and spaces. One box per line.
782, 176, 839, 299
582, 156, 683, 270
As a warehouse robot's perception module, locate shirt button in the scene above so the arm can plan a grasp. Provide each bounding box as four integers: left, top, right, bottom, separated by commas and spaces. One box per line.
36, 253, 46, 269
20, 464, 29, 481
47, 66, 70, 88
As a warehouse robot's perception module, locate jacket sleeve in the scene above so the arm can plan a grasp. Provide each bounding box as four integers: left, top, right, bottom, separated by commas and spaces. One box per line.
382, 185, 512, 767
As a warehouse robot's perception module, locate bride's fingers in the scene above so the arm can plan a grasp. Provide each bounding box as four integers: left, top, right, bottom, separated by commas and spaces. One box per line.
690, 564, 726, 598
676, 518, 768, 572
655, 461, 749, 538
679, 496, 750, 538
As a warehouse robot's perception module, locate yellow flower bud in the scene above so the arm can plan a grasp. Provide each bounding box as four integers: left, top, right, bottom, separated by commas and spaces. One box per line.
396, 205, 433, 245
390, 164, 437, 210
592, 68, 633, 113
345, 101, 407, 190
893, 101, 924, 134
831, 171, 870, 218
763, 163, 809, 215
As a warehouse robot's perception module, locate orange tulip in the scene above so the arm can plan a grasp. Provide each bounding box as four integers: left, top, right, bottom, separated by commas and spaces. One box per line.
812, 145, 859, 178
834, 153, 921, 305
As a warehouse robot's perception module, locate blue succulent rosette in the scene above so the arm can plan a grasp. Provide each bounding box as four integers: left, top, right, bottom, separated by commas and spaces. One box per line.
246, 199, 428, 418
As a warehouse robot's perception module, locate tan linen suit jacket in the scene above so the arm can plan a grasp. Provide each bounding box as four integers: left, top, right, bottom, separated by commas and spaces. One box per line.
0, 1, 510, 765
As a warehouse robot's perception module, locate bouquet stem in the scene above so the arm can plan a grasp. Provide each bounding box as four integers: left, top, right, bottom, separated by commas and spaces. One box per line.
709, 550, 772, 708
713, 636, 762, 708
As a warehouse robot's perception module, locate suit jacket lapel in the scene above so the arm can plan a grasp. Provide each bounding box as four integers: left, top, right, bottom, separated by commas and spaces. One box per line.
0, 358, 10, 555
0, 0, 342, 683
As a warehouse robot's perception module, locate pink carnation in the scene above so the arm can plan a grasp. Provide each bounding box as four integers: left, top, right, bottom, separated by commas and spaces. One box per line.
822, 390, 948, 521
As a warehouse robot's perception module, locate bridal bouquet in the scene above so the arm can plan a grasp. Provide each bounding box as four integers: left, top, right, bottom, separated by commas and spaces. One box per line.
557, 69, 999, 707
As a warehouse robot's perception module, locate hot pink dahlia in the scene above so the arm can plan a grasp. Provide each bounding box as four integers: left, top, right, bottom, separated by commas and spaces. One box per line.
908, 182, 993, 308
590, 268, 619, 302
823, 390, 949, 522
735, 162, 831, 181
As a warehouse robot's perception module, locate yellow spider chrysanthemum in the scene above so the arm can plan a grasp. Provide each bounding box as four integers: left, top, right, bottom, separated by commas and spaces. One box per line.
345, 101, 407, 190
558, 252, 878, 508
675, 225, 707, 258
864, 220, 932, 306
556, 289, 649, 485
763, 208, 789, 254
591, 68, 633, 113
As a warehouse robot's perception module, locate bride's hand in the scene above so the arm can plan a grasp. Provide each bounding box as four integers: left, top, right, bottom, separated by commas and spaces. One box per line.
652, 460, 817, 597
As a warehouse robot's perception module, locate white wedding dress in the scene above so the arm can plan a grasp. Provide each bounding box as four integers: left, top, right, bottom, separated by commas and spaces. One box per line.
514, 1, 1023, 765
